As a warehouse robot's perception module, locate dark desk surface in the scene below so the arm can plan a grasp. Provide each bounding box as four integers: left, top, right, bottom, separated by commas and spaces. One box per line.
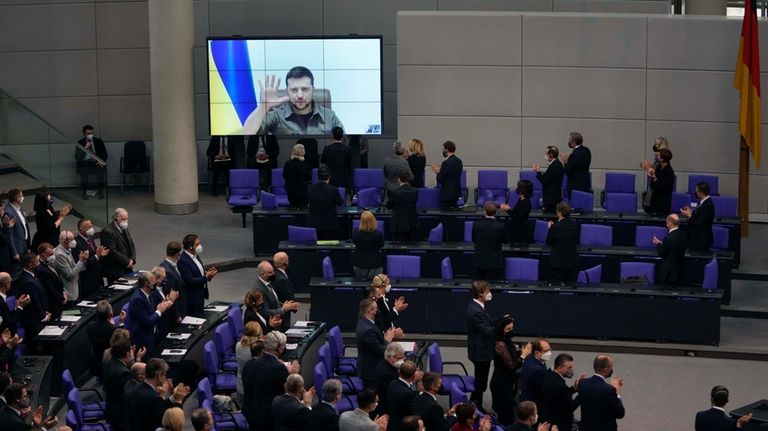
281, 321, 327, 388
151, 301, 231, 364
11, 355, 53, 414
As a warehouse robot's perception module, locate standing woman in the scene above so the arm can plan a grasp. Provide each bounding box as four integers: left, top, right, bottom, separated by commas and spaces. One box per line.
647, 148, 675, 215
489, 315, 531, 426
407, 138, 427, 188
502, 179, 533, 245
283, 143, 312, 208
351, 211, 385, 280
32, 189, 69, 251
236, 321, 264, 398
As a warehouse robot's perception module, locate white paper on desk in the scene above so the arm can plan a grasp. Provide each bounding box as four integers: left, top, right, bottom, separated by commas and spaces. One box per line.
110, 284, 133, 291
38, 326, 66, 336
294, 321, 310, 327
285, 328, 311, 336
180, 316, 206, 325
77, 301, 97, 308
59, 315, 81, 323
285, 343, 299, 350
161, 349, 188, 356
393, 341, 416, 352
204, 305, 228, 312
166, 333, 191, 340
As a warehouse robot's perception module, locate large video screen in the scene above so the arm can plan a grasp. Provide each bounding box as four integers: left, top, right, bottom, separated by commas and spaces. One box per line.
208, 36, 382, 137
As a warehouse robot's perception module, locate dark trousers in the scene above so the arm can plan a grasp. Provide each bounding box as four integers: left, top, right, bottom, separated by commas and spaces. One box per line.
542, 204, 557, 213
441, 200, 459, 211
287, 193, 307, 208
78, 162, 106, 193
549, 266, 578, 284
210, 161, 231, 195
471, 360, 491, 406
391, 231, 415, 242
317, 230, 337, 240
476, 267, 503, 281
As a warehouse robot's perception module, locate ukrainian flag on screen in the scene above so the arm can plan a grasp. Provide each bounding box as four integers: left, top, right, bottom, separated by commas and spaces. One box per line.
209, 40, 257, 135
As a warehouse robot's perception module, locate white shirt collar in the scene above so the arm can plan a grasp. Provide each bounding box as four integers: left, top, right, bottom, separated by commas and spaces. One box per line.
0, 292, 6, 301
473, 298, 485, 309
711, 406, 727, 414
423, 391, 438, 402
164, 257, 178, 267
276, 268, 287, 276
669, 227, 679, 233
700, 195, 711, 204
399, 377, 412, 386
592, 373, 609, 382
23, 269, 35, 277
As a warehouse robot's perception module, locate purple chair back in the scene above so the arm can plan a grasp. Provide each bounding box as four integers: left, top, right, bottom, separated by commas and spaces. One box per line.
261, 191, 277, 209
314, 361, 328, 391
353, 169, 385, 193
228, 169, 259, 198
428, 223, 443, 244
605, 173, 635, 193
6, 295, 15, 310
197, 377, 213, 405
288, 225, 317, 242
580, 224, 612, 247
427, 343, 444, 373
711, 195, 737, 218
464, 221, 474, 242
520, 171, 541, 191
702, 258, 718, 290
448, 381, 469, 405
65, 410, 78, 430
227, 304, 244, 340
203, 341, 220, 382
328, 326, 345, 362
507, 190, 520, 208
353, 219, 385, 235
504, 258, 539, 281
312, 168, 319, 183
477, 170, 509, 204
634, 226, 667, 248
711, 226, 729, 250
66, 388, 85, 427
322, 256, 335, 279
417, 188, 441, 209
356, 187, 381, 208
533, 220, 548, 245
270, 168, 286, 195
604, 192, 637, 213
688, 175, 718, 196
214, 323, 234, 356
441, 257, 454, 280
569, 190, 594, 212
337, 187, 346, 205
318, 343, 334, 374
61, 369, 76, 397
122, 302, 132, 331
619, 262, 655, 284
671, 192, 692, 213
577, 264, 602, 285
387, 255, 421, 278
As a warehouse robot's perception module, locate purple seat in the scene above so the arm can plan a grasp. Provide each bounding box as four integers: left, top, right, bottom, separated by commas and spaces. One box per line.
476, 170, 509, 205
313, 362, 358, 413
604, 192, 637, 213
533, 220, 548, 245
270, 168, 290, 207
464, 221, 474, 242
711, 195, 737, 218
214, 324, 238, 372
504, 257, 539, 281
337, 187, 346, 205
311, 168, 319, 183
328, 325, 357, 375
120, 303, 132, 332
227, 169, 259, 206
688, 175, 719, 196
198, 378, 248, 430
428, 223, 444, 244
6, 295, 15, 311
702, 258, 718, 290
448, 380, 469, 406
619, 262, 655, 284
520, 171, 542, 191
427, 343, 475, 395
671, 192, 692, 213
387, 255, 421, 278
569, 190, 594, 212
352, 219, 385, 236
203, 341, 237, 392
66, 388, 111, 431
635, 226, 667, 248
288, 225, 317, 242
353, 168, 385, 195
355, 187, 381, 208
62, 369, 105, 420
441, 257, 454, 280
580, 224, 612, 247
318, 343, 363, 394
577, 264, 602, 285
605, 173, 635, 193
227, 304, 244, 340
417, 187, 441, 209
322, 256, 335, 279
711, 226, 729, 250
260, 191, 277, 209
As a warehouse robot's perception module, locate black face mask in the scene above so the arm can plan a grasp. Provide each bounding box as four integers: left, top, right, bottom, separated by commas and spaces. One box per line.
606, 368, 614, 378
268, 274, 277, 282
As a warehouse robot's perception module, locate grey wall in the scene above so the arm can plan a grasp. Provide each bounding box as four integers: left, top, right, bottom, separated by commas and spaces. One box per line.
398, 11, 768, 215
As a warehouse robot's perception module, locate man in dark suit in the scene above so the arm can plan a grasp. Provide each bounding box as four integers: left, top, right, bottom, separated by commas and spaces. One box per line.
0, 372, 10, 410
472, 202, 509, 280
507, 401, 545, 431
383, 141, 414, 201
126, 271, 171, 352
150, 266, 180, 342
411, 372, 457, 431
356, 298, 396, 388
14, 254, 50, 338
159, 241, 187, 318
100, 208, 136, 284
247, 134, 280, 190
539, 353, 582, 431
387, 360, 421, 431
124, 358, 188, 431
321, 126, 352, 189
73, 218, 105, 299
681, 181, 716, 252
191, 408, 215, 431
34, 243, 66, 319
75, 124, 108, 200
255, 260, 298, 332
0, 272, 27, 334
465, 280, 495, 409
177, 234, 217, 317
103, 342, 133, 430
311, 379, 342, 431
578, 354, 625, 431
272, 251, 296, 304
307, 167, 344, 240
86, 300, 118, 378
369, 274, 409, 333
272, 374, 314, 431
519, 339, 552, 406
546, 202, 580, 284
3, 188, 30, 265
431, 141, 464, 210
535, 146, 565, 213
0, 382, 58, 430
695, 385, 753, 431
562, 132, 591, 195
387, 171, 419, 242
374, 342, 406, 415
207, 135, 243, 196
653, 214, 689, 287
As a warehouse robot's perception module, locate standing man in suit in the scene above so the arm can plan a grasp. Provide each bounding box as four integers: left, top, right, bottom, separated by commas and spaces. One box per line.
695, 385, 753, 431
387, 360, 421, 431
387, 172, 419, 242
271, 374, 315, 431
75, 124, 108, 200
4, 188, 30, 266
100, 208, 136, 284
339, 388, 389, 431
124, 358, 189, 431
535, 146, 564, 213
272, 251, 295, 304
411, 372, 458, 431
127, 271, 171, 352
383, 141, 414, 202
431, 141, 464, 210
149, 266, 180, 342
653, 214, 689, 287
561, 132, 591, 195
465, 280, 495, 410
519, 339, 552, 406
681, 181, 716, 252
34, 243, 66, 319
356, 298, 397, 388
74, 218, 105, 298
578, 354, 625, 431
53, 230, 89, 303
311, 379, 343, 431
103, 342, 134, 431
507, 401, 552, 431
374, 342, 407, 415
15, 254, 50, 338
206, 135, 241, 196
539, 353, 582, 431
321, 127, 352, 190
254, 260, 298, 332
473, 202, 509, 281
0, 272, 28, 334
307, 167, 344, 239
0, 382, 58, 431
159, 241, 188, 318
177, 234, 217, 317
546, 202, 580, 284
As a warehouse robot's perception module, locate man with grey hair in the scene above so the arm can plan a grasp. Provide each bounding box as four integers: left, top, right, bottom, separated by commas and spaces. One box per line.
311, 379, 343, 431
53, 229, 91, 302
653, 213, 688, 287
374, 342, 406, 414
100, 207, 136, 283
124, 358, 189, 431
191, 407, 214, 431
383, 141, 414, 202
254, 260, 298, 332
561, 131, 591, 195
272, 373, 315, 430
0, 271, 28, 333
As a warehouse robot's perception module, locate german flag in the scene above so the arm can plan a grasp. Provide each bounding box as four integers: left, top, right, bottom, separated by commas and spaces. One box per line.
734, 0, 762, 167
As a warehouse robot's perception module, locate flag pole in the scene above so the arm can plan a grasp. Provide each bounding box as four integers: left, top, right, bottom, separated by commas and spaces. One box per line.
739, 137, 750, 237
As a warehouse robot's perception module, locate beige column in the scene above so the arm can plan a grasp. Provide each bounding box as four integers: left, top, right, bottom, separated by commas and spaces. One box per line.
149, 0, 198, 214
685, 0, 726, 15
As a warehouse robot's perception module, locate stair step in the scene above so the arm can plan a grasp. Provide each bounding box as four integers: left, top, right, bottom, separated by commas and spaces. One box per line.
0, 171, 45, 195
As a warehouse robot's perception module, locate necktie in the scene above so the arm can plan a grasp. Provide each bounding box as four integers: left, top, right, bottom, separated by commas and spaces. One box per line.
267, 283, 278, 302
88, 237, 96, 251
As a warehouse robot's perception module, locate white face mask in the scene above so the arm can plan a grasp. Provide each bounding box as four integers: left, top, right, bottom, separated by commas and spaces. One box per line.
385, 284, 392, 293
485, 292, 493, 302
195, 244, 203, 254
533, 414, 539, 424
46, 255, 56, 264
86, 227, 95, 237
68, 240, 77, 249
119, 221, 128, 229
541, 351, 552, 362
86, 134, 94, 140
394, 359, 404, 369
18, 196, 24, 204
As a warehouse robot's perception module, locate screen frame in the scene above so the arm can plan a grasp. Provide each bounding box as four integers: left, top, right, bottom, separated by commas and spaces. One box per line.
206, 35, 384, 138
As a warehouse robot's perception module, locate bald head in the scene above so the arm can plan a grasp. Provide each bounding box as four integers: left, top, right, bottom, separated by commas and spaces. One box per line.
593, 354, 614, 377
666, 213, 680, 229
273, 252, 289, 270
257, 260, 275, 281
130, 362, 146, 382
0, 272, 11, 292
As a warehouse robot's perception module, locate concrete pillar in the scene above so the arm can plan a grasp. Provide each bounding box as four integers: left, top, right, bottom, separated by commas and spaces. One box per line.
149, 0, 198, 214
685, 0, 726, 15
